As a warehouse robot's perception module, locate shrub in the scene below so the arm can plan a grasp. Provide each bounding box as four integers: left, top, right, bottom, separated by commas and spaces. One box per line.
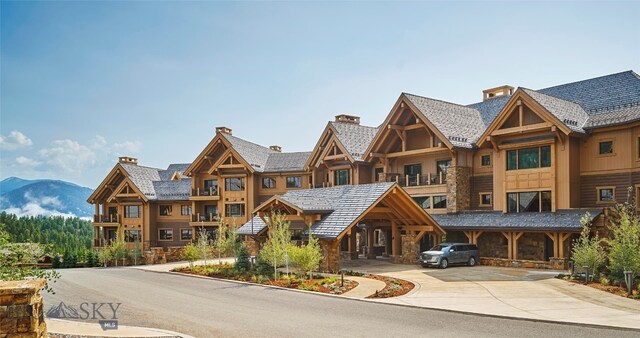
289, 234, 323, 279
607, 203, 640, 279
599, 277, 610, 286
259, 212, 294, 278
183, 242, 201, 269
235, 245, 251, 273
97, 248, 112, 268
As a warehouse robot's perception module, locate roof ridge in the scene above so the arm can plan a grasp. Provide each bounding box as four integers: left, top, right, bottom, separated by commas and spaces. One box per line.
538, 70, 636, 92
330, 121, 378, 130
521, 87, 583, 107
121, 163, 161, 171
221, 133, 276, 153
403, 92, 480, 111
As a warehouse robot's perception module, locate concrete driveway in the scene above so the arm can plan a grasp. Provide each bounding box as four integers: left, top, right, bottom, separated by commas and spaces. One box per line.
342, 259, 640, 329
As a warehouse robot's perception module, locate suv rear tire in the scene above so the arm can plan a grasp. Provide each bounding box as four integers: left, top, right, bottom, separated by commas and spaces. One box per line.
468, 256, 476, 267
440, 258, 448, 269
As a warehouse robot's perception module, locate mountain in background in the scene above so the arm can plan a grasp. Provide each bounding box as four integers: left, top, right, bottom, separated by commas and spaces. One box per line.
0, 177, 94, 218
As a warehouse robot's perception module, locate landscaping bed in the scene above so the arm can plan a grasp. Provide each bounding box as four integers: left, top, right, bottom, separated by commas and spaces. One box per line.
343, 271, 414, 298
557, 274, 640, 300
173, 264, 358, 295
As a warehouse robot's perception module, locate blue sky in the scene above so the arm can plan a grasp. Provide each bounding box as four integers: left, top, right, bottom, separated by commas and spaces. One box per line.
1, 1, 639, 188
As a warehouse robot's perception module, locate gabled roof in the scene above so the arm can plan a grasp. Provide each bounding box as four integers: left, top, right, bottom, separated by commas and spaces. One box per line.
521, 88, 589, 133
403, 93, 486, 148
329, 122, 378, 161
431, 209, 602, 232
584, 104, 640, 129
238, 182, 397, 238
220, 134, 277, 172
120, 163, 161, 198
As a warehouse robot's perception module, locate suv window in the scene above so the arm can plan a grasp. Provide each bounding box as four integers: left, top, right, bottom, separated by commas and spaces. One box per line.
468, 244, 478, 251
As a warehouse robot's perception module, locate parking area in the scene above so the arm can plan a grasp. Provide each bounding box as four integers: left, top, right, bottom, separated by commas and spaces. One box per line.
341, 259, 640, 329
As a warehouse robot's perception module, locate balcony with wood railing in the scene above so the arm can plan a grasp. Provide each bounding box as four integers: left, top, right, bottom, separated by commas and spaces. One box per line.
93, 214, 121, 225
189, 213, 220, 226
386, 172, 446, 187
189, 186, 220, 200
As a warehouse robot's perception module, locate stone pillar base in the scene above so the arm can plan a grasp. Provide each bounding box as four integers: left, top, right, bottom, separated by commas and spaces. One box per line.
0, 280, 47, 338
244, 239, 260, 257
400, 234, 419, 264
319, 239, 340, 273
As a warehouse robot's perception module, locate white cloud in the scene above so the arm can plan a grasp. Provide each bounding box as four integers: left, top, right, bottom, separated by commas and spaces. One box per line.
15, 156, 41, 167
113, 140, 142, 153
38, 139, 97, 173
2, 191, 79, 219
0, 130, 33, 150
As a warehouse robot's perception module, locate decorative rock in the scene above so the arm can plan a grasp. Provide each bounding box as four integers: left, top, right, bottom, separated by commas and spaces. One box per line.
0, 279, 47, 338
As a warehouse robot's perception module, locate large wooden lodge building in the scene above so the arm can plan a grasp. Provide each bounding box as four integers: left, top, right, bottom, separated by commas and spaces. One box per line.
88, 70, 640, 271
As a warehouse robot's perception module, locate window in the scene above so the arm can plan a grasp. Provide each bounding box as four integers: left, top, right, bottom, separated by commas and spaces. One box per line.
124, 230, 141, 243
506, 191, 552, 213
597, 187, 615, 203
262, 177, 276, 189
433, 196, 447, 209
479, 193, 492, 206
404, 164, 422, 186
159, 205, 172, 216
286, 176, 302, 188
181, 205, 192, 216
180, 228, 192, 241
436, 160, 451, 177
124, 205, 140, 218
507, 146, 551, 170
159, 229, 173, 241
412, 196, 431, 209
334, 169, 350, 186
374, 168, 384, 182
481, 155, 491, 166
203, 205, 217, 221
225, 177, 245, 191
225, 203, 245, 217
599, 141, 614, 155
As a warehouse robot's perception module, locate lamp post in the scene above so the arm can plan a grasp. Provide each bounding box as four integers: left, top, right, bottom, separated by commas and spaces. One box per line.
583, 266, 590, 284
624, 271, 634, 296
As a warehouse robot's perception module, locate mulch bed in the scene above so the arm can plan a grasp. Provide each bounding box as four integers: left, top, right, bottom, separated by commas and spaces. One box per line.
361, 274, 415, 298
174, 266, 358, 295
568, 280, 640, 300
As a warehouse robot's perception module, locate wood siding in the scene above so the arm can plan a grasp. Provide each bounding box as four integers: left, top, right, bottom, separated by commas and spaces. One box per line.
471, 175, 493, 209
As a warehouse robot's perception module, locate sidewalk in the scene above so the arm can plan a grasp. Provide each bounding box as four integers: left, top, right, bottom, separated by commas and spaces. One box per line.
341, 276, 386, 298
47, 318, 193, 338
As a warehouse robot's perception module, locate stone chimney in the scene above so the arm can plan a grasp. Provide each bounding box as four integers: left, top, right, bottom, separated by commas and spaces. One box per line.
482, 85, 514, 101
334, 114, 360, 125
216, 126, 233, 135
269, 145, 282, 152
119, 156, 138, 165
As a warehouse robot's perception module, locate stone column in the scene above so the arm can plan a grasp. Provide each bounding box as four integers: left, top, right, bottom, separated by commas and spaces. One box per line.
446, 166, 471, 213
319, 239, 340, 273
0, 280, 47, 338
244, 238, 260, 257
367, 227, 376, 259
400, 233, 419, 264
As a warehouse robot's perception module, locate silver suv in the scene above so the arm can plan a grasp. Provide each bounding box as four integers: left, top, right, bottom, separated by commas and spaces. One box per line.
420, 243, 479, 269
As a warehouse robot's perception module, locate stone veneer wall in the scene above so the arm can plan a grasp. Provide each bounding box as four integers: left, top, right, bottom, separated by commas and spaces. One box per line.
0, 279, 47, 338
480, 257, 568, 270
396, 234, 419, 264
319, 239, 340, 273
477, 232, 508, 259
446, 166, 471, 213
517, 233, 545, 261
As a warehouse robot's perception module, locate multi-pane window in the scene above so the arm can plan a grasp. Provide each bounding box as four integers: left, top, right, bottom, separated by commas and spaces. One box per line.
204, 179, 218, 195
181, 205, 192, 216
124, 205, 140, 218
159, 205, 172, 216
433, 196, 447, 209
286, 176, 302, 188
225, 204, 245, 217
225, 177, 245, 191
334, 169, 350, 186
597, 187, 615, 203
124, 230, 141, 243
481, 155, 491, 166
412, 196, 431, 209
404, 164, 422, 186
599, 141, 614, 155
506, 146, 551, 170
436, 160, 451, 177
204, 205, 217, 221
262, 177, 276, 189
180, 228, 193, 241
506, 191, 552, 213
480, 193, 492, 206
159, 229, 173, 241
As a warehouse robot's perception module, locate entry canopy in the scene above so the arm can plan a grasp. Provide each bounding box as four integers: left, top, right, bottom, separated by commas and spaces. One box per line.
237, 182, 445, 240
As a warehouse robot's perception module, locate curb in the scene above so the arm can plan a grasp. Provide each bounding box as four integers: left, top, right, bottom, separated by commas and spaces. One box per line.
148, 268, 640, 333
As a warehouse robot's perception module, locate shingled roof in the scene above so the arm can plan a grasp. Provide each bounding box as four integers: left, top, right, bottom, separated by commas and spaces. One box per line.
330, 121, 378, 161
521, 88, 589, 133
237, 182, 397, 238
263, 152, 312, 173
431, 209, 602, 232
120, 163, 192, 201
220, 133, 311, 172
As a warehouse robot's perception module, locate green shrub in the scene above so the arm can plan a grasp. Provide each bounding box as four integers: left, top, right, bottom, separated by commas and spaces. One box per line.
599, 277, 610, 286
235, 245, 251, 273
183, 242, 201, 269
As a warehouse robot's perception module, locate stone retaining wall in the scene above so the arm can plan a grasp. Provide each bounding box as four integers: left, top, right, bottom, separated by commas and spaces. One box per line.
480, 257, 568, 270
0, 279, 47, 338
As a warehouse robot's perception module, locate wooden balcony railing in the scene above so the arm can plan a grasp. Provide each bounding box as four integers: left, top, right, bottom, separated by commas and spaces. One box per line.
386, 172, 446, 187
93, 214, 121, 223
190, 187, 219, 197
191, 213, 220, 223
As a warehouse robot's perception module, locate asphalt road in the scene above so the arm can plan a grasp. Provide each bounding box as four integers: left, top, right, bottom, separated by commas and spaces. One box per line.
43, 267, 639, 338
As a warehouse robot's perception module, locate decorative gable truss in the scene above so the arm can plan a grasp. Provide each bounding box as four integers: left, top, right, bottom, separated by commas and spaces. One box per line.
305, 123, 356, 171
106, 178, 147, 203
207, 147, 254, 174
